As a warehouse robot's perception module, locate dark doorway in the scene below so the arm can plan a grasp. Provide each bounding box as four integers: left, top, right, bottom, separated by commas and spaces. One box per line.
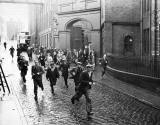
70, 27, 83, 49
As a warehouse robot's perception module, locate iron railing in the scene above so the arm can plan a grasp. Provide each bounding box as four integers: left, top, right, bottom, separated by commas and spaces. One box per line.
107, 55, 160, 78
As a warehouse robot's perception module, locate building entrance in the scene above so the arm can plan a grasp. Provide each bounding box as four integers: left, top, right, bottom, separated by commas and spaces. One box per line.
66, 19, 93, 50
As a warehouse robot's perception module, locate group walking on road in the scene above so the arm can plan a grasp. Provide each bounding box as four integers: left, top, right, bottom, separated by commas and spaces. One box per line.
15, 46, 108, 117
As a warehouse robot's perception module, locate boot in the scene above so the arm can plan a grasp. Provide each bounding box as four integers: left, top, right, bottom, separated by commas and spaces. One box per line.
71, 98, 75, 104
34, 95, 38, 101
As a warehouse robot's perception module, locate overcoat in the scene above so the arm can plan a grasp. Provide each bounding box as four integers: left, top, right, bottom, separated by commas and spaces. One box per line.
46, 67, 59, 85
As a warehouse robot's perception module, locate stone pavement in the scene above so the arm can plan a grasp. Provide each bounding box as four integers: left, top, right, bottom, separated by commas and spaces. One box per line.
1, 45, 160, 125
93, 66, 160, 110
0, 94, 27, 125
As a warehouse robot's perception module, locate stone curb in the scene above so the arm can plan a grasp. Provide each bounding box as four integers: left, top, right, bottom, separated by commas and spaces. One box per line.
93, 71, 160, 110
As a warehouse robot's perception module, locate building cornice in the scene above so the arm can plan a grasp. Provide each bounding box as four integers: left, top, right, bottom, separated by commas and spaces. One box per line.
57, 7, 100, 15
105, 21, 140, 26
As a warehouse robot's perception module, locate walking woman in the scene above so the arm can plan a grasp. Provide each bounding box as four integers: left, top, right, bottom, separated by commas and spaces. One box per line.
46, 62, 59, 94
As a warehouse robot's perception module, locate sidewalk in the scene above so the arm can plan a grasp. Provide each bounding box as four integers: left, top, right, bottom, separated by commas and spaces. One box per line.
93, 65, 160, 109
0, 94, 27, 125
0, 45, 28, 125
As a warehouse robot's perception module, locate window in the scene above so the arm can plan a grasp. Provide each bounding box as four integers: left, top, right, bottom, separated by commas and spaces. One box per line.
124, 35, 134, 52
142, 29, 149, 55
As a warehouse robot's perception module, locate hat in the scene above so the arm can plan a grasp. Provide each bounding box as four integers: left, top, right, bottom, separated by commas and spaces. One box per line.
34, 60, 39, 63
50, 62, 55, 65
77, 62, 82, 65
86, 64, 93, 68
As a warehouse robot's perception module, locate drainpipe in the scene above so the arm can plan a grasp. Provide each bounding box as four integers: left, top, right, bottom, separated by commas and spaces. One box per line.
100, 0, 102, 57
154, 0, 158, 76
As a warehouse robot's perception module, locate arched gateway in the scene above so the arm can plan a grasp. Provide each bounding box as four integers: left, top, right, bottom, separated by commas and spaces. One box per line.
57, 10, 100, 56
65, 18, 93, 50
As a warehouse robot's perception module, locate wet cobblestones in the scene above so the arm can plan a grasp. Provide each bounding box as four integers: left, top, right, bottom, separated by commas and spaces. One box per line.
3, 58, 160, 125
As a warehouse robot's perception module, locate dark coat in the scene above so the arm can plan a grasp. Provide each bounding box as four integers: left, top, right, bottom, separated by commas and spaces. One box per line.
53, 54, 57, 64
59, 63, 69, 78
31, 65, 44, 82
70, 66, 83, 86
78, 71, 93, 91
100, 58, 108, 68
46, 67, 59, 85
38, 55, 46, 66
19, 59, 28, 76
9, 47, 15, 54
17, 56, 28, 72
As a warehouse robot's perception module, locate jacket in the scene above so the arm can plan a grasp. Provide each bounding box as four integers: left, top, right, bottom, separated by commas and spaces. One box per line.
78, 71, 93, 90
31, 65, 44, 81
46, 67, 59, 85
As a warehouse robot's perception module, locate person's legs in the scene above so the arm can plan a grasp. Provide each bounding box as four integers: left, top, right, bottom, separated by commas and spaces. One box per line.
33, 81, 38, 100
84, 89, 92, 115
71, 90, 83, 104
64, 77, 68, 88
38, 81, 44, 91
101, 66, 106, 78
50, 83, 54, 94
21, 70, 27, 83
22, 75, 26, 83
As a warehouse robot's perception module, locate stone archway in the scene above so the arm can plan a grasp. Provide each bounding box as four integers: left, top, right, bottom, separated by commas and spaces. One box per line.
65, 18, 93, 50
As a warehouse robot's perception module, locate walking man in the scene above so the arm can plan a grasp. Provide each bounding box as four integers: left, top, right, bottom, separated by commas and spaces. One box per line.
100, 53, 108, 79
31, 60, 45, 101
3, 42, 7, 50
19, 56, 28, 83
69, 62, 83, 92
59, 59, 70, 88
38, 53, 46, 68
71, 64, 94, 116
46, 62, 59, 94
9, 46, 15, 60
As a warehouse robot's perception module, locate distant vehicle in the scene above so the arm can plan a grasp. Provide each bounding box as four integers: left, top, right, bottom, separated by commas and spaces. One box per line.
17, 32, 31, 52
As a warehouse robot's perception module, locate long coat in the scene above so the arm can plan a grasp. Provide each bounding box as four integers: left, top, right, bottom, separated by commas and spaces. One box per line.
59, 63, 69, 78
46, 67, 59, 85
38, 55, 46, 67
31, 65, 44, 83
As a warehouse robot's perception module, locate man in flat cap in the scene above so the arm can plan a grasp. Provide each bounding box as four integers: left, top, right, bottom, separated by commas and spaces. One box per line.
71, 64, 94, 116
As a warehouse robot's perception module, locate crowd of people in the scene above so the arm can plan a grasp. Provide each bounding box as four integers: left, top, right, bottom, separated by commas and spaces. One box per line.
7, 44, 108, 117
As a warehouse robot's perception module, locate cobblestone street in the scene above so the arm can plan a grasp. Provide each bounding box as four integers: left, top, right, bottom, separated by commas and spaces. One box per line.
0, 0, 160, 124
1, 48, 160, 125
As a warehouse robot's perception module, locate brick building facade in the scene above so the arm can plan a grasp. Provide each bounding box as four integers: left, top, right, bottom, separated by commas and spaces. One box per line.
103, 0, 160, 79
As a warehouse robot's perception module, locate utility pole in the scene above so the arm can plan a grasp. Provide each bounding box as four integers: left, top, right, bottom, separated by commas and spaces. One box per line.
154, 0, 158, 76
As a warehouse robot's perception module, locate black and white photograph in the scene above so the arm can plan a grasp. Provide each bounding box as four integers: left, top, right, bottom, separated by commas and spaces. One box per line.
0, 0, 160, 125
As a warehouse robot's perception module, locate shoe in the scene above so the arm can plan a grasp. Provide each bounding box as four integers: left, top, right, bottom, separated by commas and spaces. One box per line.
71, 98, 74, 104
76, 98, 79, 102
51, 91, 55, 95
87, 112, 94, 116
34, 96, 38, 101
